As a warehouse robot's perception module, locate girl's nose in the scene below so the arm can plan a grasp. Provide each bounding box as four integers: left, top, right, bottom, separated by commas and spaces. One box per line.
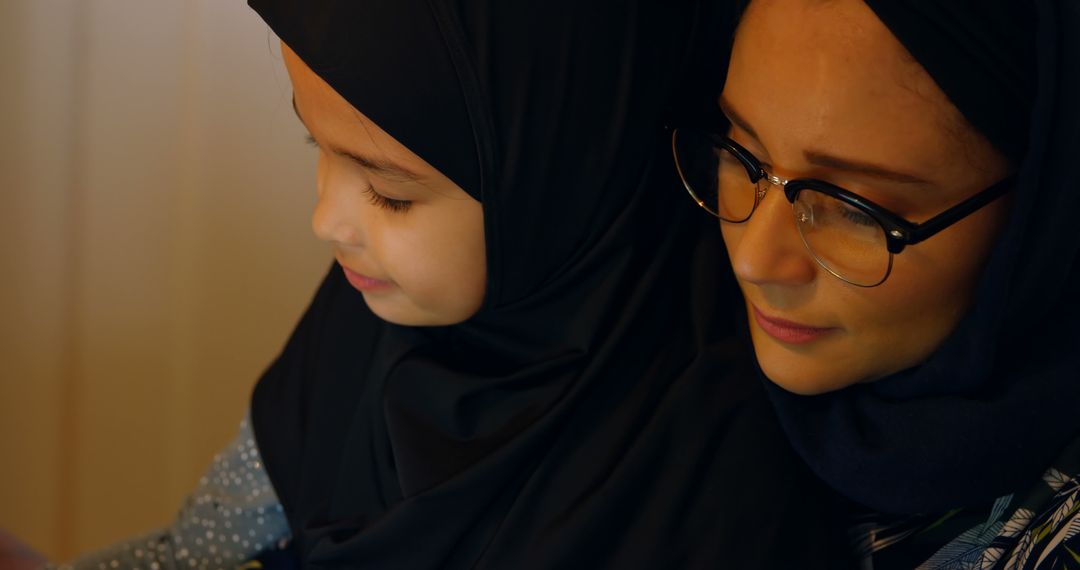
727, 184, 817, 287
311, 156, 366, 247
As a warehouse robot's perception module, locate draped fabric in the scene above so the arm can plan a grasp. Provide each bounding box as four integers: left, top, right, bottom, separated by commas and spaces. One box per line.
248, 1, 842, 568
764, 0, 1080, 516
862, 0, 1037, 163
850, 432, 1080, 569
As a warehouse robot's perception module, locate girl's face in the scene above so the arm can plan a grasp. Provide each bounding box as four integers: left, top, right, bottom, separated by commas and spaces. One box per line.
720, 0, 1013, 395
283, 44, 487, 326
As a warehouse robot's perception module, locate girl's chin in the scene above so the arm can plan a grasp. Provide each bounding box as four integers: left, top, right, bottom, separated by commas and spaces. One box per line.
363, 295, 474, 327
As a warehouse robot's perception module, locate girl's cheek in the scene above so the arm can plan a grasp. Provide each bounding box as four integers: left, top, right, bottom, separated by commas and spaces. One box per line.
315, 153, 330, 198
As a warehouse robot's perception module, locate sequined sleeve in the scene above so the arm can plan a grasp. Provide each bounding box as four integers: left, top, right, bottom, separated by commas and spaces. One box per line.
48, 413, 291, 570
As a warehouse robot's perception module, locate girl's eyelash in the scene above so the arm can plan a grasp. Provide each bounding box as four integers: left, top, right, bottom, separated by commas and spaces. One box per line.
306, 136, 411, 213
363, 184, 412, 213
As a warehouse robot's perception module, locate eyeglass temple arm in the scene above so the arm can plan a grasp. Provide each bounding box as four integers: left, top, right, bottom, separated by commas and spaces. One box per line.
897, 177, 1014, 247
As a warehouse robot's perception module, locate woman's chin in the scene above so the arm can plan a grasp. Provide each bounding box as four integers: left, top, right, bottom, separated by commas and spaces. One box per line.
761, 370, 845, 396
753, 343, 863, 396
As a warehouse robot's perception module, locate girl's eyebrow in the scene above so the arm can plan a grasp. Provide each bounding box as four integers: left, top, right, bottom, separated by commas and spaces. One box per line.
717, 96, 932, 185
291, 96, 421, 183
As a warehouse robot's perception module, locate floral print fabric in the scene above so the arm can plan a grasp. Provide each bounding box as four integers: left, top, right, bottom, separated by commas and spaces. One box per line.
853, 434, 1080, 570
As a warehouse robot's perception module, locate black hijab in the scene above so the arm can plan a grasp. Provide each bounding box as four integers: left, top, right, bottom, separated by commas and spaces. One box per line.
248, 0, 840, 568
762, 0, 1080, 516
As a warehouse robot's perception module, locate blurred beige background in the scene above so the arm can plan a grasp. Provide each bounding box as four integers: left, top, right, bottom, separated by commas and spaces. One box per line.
0, 1, 329, 562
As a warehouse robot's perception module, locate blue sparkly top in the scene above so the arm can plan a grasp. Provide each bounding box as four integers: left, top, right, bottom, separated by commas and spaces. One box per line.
48, 415, 290, 570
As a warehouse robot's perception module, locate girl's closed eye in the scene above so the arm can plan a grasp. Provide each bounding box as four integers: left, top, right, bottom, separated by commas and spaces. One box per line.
305, 134, 413, 213
363, 184, 412, 213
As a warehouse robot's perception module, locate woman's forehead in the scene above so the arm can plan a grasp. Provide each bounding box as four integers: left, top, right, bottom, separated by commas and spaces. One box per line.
732, 0, 939, 122
726, 0, 985, 178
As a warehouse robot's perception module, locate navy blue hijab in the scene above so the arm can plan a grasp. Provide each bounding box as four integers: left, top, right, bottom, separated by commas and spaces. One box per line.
763, 0, 1080, 515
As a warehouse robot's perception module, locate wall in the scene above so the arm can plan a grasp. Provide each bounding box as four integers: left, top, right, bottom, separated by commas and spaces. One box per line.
0, 1, 328, 561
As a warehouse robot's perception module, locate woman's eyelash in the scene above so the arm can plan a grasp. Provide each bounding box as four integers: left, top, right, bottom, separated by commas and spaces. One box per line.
305, 134, 319, 148
363, 185, 412, 213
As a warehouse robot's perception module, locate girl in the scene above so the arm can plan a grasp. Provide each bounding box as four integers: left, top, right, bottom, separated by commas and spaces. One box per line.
674, 0, 1080, 566
33, 0, 844, 568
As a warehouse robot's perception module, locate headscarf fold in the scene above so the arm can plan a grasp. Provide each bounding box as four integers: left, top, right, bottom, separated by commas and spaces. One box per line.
863, 0, 1037, 162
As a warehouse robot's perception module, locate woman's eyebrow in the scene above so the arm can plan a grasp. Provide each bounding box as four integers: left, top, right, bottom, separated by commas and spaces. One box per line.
718, 96, 763, 142
717, 96, 932, 185
291, 96, 421, 183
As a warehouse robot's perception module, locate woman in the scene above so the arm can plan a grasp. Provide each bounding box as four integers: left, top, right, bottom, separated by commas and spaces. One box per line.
31, 0, 843, 568
673, 0, 1079, 567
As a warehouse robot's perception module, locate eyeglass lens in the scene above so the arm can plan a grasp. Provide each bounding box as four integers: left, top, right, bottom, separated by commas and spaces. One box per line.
673, 128, 892, 287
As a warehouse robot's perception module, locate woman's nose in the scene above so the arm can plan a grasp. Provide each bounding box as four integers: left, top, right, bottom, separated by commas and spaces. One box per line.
727, 185, 817, 287
311, 158, 366, 247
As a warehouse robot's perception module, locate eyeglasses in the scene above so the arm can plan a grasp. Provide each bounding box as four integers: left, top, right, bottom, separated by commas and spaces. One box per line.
671, 126, 1013, 287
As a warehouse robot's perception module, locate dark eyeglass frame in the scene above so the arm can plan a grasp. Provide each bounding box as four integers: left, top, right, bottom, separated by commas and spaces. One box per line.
672, 126, 1014, 263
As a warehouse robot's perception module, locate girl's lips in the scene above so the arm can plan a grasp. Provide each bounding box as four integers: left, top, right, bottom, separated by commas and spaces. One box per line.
340, 265, 393, 292
751, 304, 838, 345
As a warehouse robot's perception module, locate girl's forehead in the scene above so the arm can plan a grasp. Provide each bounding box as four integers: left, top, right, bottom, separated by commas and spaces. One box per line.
285, 43, 471, 198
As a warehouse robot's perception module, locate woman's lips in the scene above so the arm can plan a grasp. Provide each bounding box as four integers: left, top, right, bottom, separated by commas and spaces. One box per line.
340, 264, 393, 292
751, 304, 837, 345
